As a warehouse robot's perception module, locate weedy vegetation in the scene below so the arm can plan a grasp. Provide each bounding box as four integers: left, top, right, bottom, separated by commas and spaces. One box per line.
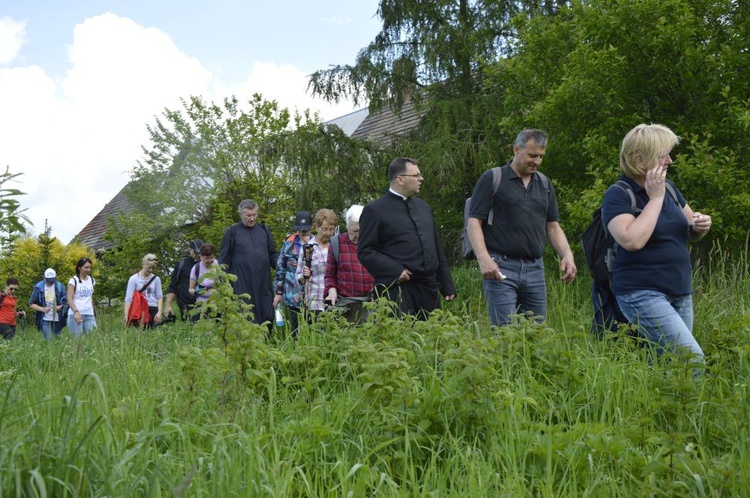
1, 253, 749, 497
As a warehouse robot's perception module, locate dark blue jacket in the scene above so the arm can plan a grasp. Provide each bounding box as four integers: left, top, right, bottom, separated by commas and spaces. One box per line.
29, 280, 67, 333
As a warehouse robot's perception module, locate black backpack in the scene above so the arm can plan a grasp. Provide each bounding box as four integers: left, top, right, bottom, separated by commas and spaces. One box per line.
582, 180, 677, 336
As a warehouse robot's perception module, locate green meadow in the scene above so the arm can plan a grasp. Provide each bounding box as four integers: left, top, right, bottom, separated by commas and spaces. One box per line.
1, 252, 749, 497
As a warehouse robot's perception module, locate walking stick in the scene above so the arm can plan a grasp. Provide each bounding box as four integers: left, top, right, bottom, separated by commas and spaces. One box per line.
19, 313, 27, 340
302, 243, 315, 323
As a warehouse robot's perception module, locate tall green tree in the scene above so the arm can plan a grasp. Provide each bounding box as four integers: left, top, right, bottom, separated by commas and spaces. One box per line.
308, 0, 569, 112
308, 1, 574, 260
126, 94, 385, 243
129, 94, 296, 236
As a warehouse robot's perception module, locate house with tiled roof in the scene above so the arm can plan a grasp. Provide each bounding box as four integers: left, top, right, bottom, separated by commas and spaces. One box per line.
351, 99, 423, 146
71, 183, 135, 253
71, 102, 423, 251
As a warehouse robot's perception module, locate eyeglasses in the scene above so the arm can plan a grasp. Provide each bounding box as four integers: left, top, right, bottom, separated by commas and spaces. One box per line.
317, 227, 336, 233
7, 287, 18, 292
400, 173, 424, 179
147, 257, 157, 262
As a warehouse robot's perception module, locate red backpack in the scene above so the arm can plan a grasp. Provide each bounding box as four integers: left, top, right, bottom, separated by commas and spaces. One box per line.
126, 276, 156, 327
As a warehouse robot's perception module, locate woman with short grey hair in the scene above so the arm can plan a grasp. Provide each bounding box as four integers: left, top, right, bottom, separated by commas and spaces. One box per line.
324, 204, 374, 324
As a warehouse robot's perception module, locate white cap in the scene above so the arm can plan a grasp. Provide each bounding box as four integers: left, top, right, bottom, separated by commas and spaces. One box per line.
44, 268, 56, 279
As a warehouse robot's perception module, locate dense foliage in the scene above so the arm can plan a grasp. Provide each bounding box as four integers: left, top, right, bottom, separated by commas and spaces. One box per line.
493, 0, 750, 251
1, 256, 749, 496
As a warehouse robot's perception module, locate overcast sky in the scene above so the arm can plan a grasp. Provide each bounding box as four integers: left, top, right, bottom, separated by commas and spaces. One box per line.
0, 1, 381, 243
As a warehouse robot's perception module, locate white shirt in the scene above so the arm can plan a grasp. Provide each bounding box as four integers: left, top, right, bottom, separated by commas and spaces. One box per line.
68, 276, 95, 315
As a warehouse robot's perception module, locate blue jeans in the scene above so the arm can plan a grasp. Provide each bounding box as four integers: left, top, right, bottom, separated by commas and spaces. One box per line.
483, 255, 546, 327
67, 314, 97, 338
616, 290, 704, 362
40, 320, 63, 340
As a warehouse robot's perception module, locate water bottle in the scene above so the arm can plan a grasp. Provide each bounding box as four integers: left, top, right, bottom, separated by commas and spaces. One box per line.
275, 306, 285, 327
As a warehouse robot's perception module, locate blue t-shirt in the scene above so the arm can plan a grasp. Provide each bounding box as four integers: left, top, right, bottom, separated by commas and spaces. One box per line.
601, 176, 691, 296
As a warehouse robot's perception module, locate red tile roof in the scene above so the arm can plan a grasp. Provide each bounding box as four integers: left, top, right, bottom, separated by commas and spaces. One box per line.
71, 184, 134, 252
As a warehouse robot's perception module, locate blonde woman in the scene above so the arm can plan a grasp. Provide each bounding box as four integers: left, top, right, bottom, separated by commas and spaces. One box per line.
296, 208, 338, 318
124, 254, 164, 328
602, 124, 712, 365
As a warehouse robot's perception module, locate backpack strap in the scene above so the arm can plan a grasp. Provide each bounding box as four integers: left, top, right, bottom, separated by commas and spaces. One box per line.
73, 275, 94, 292
331, 233, 341, 264
139, 275, 158, 293
176, 257, 186, 281
0, 292, 5, 307
486, 166, 503, 226
192, 262, 201, 280
664, 182, 679, 205
535, 171, 551, 193
601, 181, 640, 232
616, 180, 639, 213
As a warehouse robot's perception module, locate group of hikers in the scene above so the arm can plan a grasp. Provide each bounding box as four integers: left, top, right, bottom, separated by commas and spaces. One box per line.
1, 125, 711, 372
0, 259, 96, 340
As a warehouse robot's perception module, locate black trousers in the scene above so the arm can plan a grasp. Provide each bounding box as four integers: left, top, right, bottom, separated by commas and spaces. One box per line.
0, 323, 16, 340
375, 280, 441, 320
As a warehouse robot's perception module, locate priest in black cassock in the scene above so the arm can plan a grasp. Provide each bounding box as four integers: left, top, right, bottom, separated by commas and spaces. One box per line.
358, 157, 456, 319
219, 199, 279, 330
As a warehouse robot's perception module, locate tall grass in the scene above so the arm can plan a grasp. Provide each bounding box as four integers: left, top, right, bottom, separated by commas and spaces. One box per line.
1, 254, 748, 496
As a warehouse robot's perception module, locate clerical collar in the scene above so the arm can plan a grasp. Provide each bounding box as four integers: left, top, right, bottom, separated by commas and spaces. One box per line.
389, 188, 409, 201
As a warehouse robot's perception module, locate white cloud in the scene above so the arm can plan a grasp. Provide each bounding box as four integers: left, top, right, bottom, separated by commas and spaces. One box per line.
0, 16, 26, 65
227, 60, 356, 121
0, 13, 357, 243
